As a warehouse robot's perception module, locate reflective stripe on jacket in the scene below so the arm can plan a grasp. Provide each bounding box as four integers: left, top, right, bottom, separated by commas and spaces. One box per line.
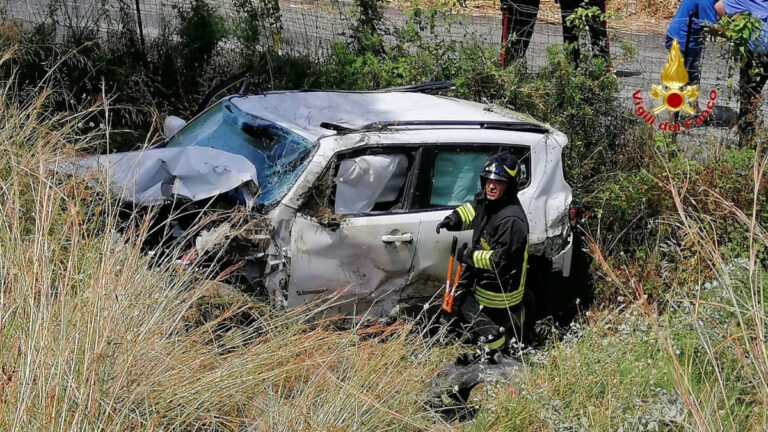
443, 190, 530, 308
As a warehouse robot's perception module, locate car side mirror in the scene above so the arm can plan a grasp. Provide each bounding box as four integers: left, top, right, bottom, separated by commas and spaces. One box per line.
163, 116, 187, 138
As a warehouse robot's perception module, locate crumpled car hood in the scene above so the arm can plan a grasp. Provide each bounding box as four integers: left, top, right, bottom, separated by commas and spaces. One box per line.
61, 146, 259, 206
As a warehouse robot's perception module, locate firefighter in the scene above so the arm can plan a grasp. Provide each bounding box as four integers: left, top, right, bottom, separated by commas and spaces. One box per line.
435, 151, 531, 365
665, 0, 718, 88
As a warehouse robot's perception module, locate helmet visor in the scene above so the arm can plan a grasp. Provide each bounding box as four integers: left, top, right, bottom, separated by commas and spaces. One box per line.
480, 172, 510, 182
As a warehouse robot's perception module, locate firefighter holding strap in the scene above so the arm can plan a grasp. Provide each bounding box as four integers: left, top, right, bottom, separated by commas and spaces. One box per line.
435, 151, 530, 365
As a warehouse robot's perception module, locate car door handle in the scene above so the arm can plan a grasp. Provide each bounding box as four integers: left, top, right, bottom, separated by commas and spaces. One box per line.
381, 233, 413, 243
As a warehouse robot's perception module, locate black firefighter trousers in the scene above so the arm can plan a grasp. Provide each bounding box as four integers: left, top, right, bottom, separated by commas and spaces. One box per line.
456, 291, 527, 351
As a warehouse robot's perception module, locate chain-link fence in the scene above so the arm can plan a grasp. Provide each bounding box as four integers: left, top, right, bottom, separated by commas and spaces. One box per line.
1, 0, 763, 145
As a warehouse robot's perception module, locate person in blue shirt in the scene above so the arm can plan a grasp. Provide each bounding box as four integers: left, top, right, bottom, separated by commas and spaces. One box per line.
716, 0, 768, 144
666, 0, 719, 86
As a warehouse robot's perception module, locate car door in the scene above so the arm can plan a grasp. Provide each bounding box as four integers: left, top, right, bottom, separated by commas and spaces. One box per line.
407, 144, 531, 300
288, 147, 422, 315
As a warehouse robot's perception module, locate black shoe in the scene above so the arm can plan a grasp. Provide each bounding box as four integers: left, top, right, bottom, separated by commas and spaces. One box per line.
487, 349, 503, 365
454, 352, 477, 366
455, 348, 503, 366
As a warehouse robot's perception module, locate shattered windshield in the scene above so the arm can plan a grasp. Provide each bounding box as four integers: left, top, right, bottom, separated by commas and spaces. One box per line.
165, 99, 314, 207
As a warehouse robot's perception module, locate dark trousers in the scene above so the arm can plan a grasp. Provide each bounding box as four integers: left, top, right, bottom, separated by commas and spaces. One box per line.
457, 292, 525, 348
665, 35, 703, 85
501, 0, 541, 67
738, 51, 768, 145
559, 0, 609, 64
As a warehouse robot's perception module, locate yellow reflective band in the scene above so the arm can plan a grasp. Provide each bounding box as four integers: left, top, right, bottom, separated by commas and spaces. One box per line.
474, 286, 524, 308
457, 203, 475, 230
463, 203, 476, 220
504, 165, 518, 177
519, 242, 529, 291
484, 250, 492, 269
472, 250, 493, 270
473, 251, 483, 268
486, 335, 506, 350
478, 295, 522, 308
457, 206, 466, 222
475, 287, 523, 301
456, 206, 469, 227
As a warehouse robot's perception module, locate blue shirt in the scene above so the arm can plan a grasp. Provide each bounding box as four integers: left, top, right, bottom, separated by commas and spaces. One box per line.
722, 0, 768, 53
666, 0, 719, 49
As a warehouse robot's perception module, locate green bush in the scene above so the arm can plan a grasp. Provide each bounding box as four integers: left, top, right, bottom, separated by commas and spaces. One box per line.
176, 0, 226, 69
2, 0, 292, 150
232, 0, 282, 58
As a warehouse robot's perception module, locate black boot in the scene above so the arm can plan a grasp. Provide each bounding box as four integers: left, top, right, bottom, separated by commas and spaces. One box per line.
455, 346, 504, 366
454, 350, 482, 366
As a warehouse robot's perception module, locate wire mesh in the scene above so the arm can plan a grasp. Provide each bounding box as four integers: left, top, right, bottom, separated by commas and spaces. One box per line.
1, 0, 765, 145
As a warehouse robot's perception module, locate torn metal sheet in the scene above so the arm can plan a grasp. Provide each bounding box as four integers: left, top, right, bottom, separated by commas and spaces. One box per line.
426, 357, 524, 402
195, 223, 232, 254
63, 147, 259, 206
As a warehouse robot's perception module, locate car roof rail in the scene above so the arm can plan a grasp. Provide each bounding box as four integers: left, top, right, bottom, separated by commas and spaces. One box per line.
334, 120, 550, 135
380, 81, 457, 94
256, 81, 457, 96
319, 122, 354, 132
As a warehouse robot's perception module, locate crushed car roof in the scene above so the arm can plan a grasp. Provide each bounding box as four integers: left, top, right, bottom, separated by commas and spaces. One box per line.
229, 91, 549, 142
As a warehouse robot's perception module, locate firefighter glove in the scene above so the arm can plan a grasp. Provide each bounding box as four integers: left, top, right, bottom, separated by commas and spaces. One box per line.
436, 213, 458, 234
457, 243, 472, 267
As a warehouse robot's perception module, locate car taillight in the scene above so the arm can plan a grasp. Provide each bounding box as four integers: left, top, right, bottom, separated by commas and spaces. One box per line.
569, 206, 579, 226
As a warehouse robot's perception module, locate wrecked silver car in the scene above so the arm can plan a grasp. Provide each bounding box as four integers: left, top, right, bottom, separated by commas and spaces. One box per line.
70, 89, 577, 319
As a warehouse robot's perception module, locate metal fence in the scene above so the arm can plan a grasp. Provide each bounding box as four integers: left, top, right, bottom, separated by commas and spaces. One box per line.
1, 0, 762, 145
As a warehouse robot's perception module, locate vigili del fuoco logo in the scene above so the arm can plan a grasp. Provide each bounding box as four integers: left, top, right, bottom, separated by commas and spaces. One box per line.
632, 39, 717, 132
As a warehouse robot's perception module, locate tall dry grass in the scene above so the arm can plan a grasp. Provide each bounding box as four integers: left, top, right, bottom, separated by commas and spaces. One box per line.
0, 51, 452, 431
660, 146, 768, 431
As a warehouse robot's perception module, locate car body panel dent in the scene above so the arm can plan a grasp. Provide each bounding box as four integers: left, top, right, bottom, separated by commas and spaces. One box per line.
288, 212, 420, 312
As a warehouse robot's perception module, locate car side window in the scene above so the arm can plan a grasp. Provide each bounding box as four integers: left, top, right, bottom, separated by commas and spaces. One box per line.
430, 151, 489, 207
412, 145, 530, 209
300, 150, 415, 222
333, 154, 409, 214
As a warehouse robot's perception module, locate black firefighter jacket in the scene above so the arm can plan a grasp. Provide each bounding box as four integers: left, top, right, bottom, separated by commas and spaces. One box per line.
443, 190, 530, 308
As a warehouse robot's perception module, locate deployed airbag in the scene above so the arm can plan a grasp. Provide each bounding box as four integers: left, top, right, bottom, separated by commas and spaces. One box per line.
333, 154, 408, 214
63, 146, 259, 206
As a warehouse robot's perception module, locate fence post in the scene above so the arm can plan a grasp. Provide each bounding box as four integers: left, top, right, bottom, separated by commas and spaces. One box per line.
135, 0, 146, 48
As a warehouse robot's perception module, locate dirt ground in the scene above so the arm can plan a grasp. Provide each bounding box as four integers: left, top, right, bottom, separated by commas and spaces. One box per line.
389, 0, 680, 34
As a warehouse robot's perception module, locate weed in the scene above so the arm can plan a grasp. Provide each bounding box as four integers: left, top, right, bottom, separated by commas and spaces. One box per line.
0, 61, 454, 430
